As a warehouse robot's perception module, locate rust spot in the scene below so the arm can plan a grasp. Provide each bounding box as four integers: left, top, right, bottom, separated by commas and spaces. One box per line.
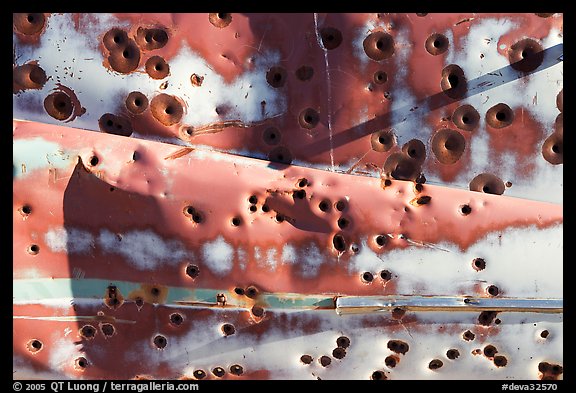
153, 334, 167, 349
493, 355, 508, 367
145, 56, 170, 80
150, 94, 183, 126
13, 13, 46, 35
222, 323, 236, 336
135, 27, 169, 51
268, 146, 293, 165
266, 66, 287, 88
542, 132, 563, 165
459, 204, 472, 216
428, 359, 443, 370
26, 339, 43, 354
193, 370, 207, 380
380, 269, 392, 281
251, 305, 265, 318
332, 347, 346, 359
373, 70, 388, 84
336, 336, 350, 349
27, 244, 39, 255
383, 153, 421, 181
441, 64, 467, 99
230, 364, 244, 376
245, 285, 259, 299
319, 356, 332, 367
557, 89, 563, 112
209, 13, 232, 28
509, 38, 544, 72
431, 128, 466, 164
125, 92, 148, 115
402, 139, 426, 163
469, 173, 505, 195
446, 349, 460, 360
385, 355, 398, 368
452, 104, 480, 132
371, 370, 387, 380
44, 91, 73, 121
98, 113, 133, 137
295, 65, 314, 81
472, 258, 486, 272
298, 107, 320, 129
391, 307, 406, 320
540, 330, 549, 339
333, 233, 347, 252
169, 313, 184, 326
371, 129, 395, 152
463, 330, 475, 341
478, 311, 498, 326
100, 323, 115, 337
13, 63, 47, 93
104, 285, 124, 310
486, 285, 500, 297
263, 127, 281, 146
320, 27, 343, 50
425, 33, 449, 55
483, 345, 498, 358
300, 355, 313, 365
363, 31, 395, 61
79, 325, 96, 340
486, 103, 514, 129
387, 340, 409, 355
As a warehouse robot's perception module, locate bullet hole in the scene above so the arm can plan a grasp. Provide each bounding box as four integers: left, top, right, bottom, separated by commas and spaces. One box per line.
153, 334, 167, 349
542, 133, 563, 165
27, 339, 43, 353
333, 234, 346, 252
13, 63, 48, 93
425, 33, 449, 55
556, 89, 563, 112
193, 370, 206, 379
387, 340, 409, 355
27, 244, 39, 255
494, 355, 508, 367
209, 13, 232, 28
262, 204, 270, 213
374, 235, 387, 248
101, 323, 115, 337
478, 311, 498, 326
295, 65, 314, 81
380, 269, 392, 281
145, 56, 170, 79
183, 206, 203, 224
540, 330, 549, 339
184, 263, 200, 279
371, 129, 395, 152
452, 104, 480, 132
486, 103, 514, 128
103, 28, 128, 50
266, 66, 287, 88
463, 330, 475, 341
105, 285, 123, 310
75, 357, 88, 370
415, 196, 432, 205
402, 139, 426, 162
248, 195, 258, 205
234, 287, 245, 296
319, 356, 332, 367
538, 362, 550, 373
170, 313, 184, 326
371, 370, 387, 380
293, 189, 306, 200
332, 347, 346, 359
13, 13, 46, 35
268, 146, 293, 165
320, 27, 343, 50
429, 359, 443, 370
363, 31, 395, 61
231, 217, 242, 227
79, 325, 96, 339
494, 318, 501, 325
487, 285, 499, 297
107, 39, 141, 74
469, 173, 505, 195
431, 128, 466, 164
251, 305, 265, 318
550, 364, 563, 376
446, 349, 460, 360
391, 307, 406, 320
249, 205, 257, 212
230, 364, 244, 376
319, 199, 331, 212
361, 271, 374, 283
384, 153, 421, 181
298, 108, 320, 129
416, 13, 428, 16
19, 204, 32, 216
44, 91, 73, 121
135, 27, 169, 51
150, 94, 183, 126
300, 355, 313, 364
441, 64, 467, 99
245, 285, 259, 299
505, 181, 513, 188
350, 244, 360, 253
124, 92, 149, 116
275, 213, 285, 223
337, 336, 350, 349
222, 324, 236, 336
217, 293, 227, 305
337, 217, 350, 229
135, 297, 144, 308
335, 200, 347, 211
262, 127, 281, 145
483, 345, 498, 358
509, 38, 544, 72
459, 204, 472, 216
383, 355, 398, 370
472, 258, 486, 271
298, 178, 308, 188
373, 70, 388, 84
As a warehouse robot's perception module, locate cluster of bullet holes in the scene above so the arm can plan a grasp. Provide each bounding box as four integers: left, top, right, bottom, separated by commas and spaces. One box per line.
104, 285, 124, 310
478, 311, 499, 326
75, 357, 88, 371
425, 33, 449, 56
183, 205, 204, 224
248, 194, 259, 213
209, 13, 232, 28
103, 28, 140, 74
300, 336, 350, 368
431, 128, 466, 165
363, 31, 395, 61
150, 93, 184, 126
388, 339, 409, 355
538, 362, 563, 380
98, 113, 133, 136
13, 13, 46, 36
360, 269, 393, 284
481, 344, 508, 368
26, 339, 43, 354
486, 103, 514, 129
135, 27, 169, 51
13, 63, 47, 94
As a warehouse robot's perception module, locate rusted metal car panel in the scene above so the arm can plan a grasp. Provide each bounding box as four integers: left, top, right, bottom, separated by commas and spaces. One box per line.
13, 13, 562, 380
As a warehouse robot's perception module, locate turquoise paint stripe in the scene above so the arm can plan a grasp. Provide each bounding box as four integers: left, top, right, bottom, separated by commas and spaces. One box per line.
13, 278, 334, 310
